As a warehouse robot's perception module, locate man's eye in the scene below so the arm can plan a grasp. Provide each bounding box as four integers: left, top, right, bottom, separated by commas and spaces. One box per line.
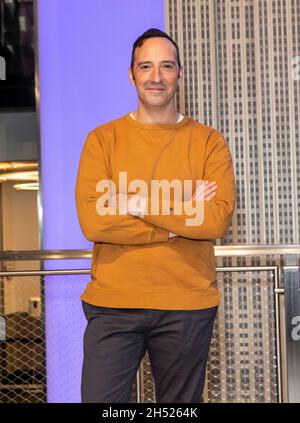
139, 65, 174, 70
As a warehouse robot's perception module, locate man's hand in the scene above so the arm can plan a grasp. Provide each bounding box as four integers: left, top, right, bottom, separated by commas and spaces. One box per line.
169, 180, 218, 239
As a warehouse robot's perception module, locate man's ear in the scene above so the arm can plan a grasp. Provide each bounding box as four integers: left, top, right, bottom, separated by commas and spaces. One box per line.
129, 67, 135, 85
177, 66, 183, 85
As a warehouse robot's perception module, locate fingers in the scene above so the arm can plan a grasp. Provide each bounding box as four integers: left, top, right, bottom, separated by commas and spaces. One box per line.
204, 181, 217, 201
193, 180, 217, 201
204, 180, 217, 193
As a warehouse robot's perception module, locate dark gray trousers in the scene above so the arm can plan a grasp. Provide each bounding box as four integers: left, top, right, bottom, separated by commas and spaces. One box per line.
81, 300, 217, 403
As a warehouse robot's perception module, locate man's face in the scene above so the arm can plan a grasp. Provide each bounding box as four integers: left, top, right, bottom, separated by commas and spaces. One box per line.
129, 37, 183, 109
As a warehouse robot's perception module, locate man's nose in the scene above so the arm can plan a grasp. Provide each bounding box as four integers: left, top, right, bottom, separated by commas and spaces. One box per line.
150, 67, 162, 83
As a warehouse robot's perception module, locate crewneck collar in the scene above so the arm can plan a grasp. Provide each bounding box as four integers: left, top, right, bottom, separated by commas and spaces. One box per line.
124, 112, 190, 130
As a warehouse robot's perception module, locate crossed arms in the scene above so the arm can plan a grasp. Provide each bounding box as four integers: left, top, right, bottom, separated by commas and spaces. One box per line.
75, 130, 236, 244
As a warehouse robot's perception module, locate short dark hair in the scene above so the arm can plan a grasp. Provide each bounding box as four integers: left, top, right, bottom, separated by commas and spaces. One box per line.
130, 28, 182, 76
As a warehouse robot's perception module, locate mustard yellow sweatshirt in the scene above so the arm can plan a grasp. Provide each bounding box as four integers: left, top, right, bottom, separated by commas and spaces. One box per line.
75, 113, 236, 310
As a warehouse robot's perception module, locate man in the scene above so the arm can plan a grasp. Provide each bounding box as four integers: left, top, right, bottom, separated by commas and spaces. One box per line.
75, 28, 236, 403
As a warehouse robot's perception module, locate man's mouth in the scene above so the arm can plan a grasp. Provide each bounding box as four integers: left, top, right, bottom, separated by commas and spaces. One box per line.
146, 88, 165, 91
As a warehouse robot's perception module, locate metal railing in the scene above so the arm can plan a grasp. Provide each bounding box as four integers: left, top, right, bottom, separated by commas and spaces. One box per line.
0, 245, 299, 403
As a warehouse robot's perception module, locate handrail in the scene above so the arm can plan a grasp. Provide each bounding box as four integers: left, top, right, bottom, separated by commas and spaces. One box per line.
0, 249, 92, 260
0, 265, 281, 279
1, 245, 298, 278
0, 245, 299, 260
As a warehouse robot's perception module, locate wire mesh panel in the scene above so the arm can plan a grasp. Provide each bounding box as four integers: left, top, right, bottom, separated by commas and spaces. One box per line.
206, 270, 279, 402
137, 269, 280, 403
0, 274, 46, 402
0, 270, 90, 403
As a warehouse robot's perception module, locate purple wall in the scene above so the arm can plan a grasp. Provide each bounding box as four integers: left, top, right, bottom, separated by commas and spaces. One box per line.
37, 0, 165, 402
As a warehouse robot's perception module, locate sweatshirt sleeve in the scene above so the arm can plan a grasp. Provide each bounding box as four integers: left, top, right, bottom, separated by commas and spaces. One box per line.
141, 131, 236, 240
75, 130, 169, 244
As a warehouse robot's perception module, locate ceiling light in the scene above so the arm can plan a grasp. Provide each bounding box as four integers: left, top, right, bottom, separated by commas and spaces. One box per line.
0, 170, 39, 182
14, 182, 39, 191
0, 161, 38, 171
